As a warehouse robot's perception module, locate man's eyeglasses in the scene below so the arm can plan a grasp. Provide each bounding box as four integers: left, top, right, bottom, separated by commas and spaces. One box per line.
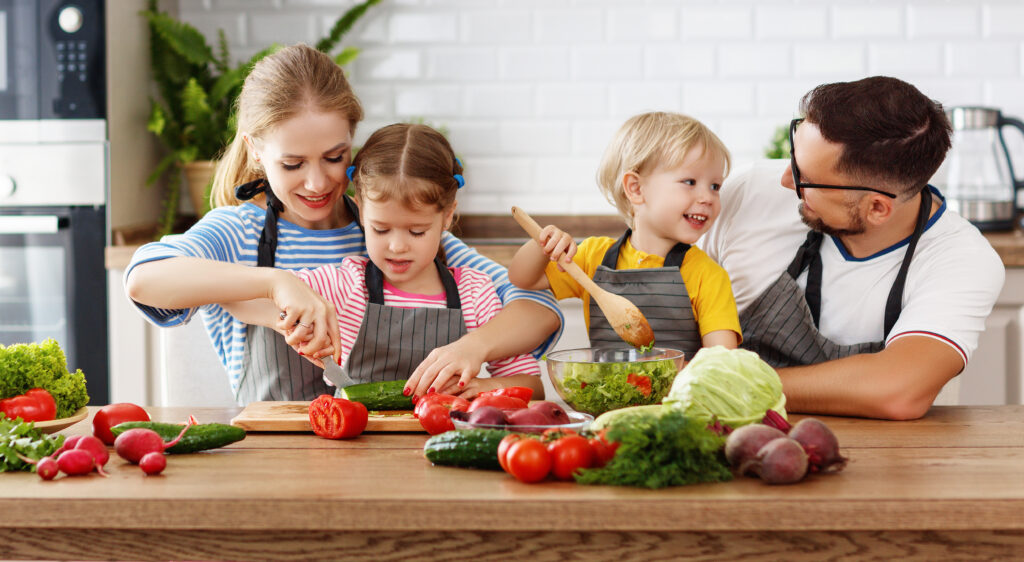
789, 118, 897, 200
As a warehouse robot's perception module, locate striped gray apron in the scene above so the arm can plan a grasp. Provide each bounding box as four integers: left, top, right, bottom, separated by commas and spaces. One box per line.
232, 180, 361, 404
343, 258, 468, 383
588, 230, 702, 357
739, 187, 931, 368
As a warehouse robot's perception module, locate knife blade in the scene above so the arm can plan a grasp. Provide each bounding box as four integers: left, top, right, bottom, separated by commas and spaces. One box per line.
321, 354, 357, 389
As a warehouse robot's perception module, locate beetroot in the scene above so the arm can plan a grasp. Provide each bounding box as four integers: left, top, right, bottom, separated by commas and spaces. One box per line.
740, 437, 808, 485
789, 418, 848, 473
724, 424, 787, 471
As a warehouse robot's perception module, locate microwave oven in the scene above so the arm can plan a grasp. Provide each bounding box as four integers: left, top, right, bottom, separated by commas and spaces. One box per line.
0, 0, 105, 119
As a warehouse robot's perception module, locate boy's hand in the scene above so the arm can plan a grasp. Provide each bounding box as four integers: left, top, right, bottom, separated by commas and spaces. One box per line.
538, 225, 577, 271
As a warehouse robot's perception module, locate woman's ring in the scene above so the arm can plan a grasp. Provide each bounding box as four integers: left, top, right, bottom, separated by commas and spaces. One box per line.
279, 311, 311, 329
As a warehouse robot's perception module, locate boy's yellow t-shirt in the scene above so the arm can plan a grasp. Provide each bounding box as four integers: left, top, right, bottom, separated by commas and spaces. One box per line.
544, 235, 742, 342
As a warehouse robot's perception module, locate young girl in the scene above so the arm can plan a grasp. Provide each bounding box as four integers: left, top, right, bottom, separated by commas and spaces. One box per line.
228, 123, 544, 398
124, 44, 561, 404
510, 112, 741, 358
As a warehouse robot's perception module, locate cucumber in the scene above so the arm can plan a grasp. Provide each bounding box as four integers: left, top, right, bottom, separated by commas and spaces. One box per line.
423, 428, 511, 470
340, 380, 413, 410
110, 421, 246, 454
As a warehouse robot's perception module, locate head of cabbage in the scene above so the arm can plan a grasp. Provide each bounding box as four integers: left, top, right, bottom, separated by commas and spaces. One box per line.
662, 346, 787, 428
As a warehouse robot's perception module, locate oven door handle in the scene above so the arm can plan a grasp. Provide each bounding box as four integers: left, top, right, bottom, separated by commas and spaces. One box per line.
0, 215, 61, 234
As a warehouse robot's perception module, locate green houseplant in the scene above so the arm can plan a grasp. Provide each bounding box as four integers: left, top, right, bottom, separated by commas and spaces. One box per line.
142, 0, 379, 237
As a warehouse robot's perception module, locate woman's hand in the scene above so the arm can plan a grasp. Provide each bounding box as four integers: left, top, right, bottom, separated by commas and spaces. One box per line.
404, 338, 488, 399
271, 272, 341, 363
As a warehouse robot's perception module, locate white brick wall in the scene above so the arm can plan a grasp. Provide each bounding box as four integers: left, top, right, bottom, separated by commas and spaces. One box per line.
181, 0, 1024, 216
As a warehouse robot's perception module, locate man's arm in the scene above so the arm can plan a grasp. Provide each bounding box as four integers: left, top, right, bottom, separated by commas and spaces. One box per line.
777, 336, 963, 420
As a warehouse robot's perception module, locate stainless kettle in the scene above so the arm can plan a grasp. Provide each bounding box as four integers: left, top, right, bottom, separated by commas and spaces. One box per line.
933, 106, 1024, 231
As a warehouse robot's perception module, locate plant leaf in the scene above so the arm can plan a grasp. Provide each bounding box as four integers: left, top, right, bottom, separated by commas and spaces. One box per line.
333, 47, 360, 67
316, 0, 380, 54
142, 11, 214, 66
145, 153, 179, 187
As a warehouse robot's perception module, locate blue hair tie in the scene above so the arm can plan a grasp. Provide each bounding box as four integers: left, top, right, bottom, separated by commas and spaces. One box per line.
346, 165, 355, 182
455, 157, 463, 168
454, 174, 465, 189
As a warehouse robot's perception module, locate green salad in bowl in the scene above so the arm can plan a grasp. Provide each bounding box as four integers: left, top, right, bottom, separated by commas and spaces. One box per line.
545, 347, 685, 416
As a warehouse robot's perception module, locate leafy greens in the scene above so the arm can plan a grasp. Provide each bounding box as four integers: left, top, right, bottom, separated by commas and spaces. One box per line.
0, 339, 89, 418
0, 417, 65, 472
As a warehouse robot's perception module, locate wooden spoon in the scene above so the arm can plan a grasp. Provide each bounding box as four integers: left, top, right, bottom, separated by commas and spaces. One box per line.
510, 206, 655, 350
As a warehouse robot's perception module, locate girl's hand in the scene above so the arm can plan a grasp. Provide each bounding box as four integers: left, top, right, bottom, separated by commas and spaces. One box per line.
404, 340, 487, 399
537, 225, 577, 271
271, 272, 341, 363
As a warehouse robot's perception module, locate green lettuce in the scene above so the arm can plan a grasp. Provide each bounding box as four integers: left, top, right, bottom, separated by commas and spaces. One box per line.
663, 346, 786, 429
557, 357, 677, 415
0, 339, 89, 418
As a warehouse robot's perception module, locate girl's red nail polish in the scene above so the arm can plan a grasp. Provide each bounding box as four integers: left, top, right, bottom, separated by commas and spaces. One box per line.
458, 382, 464, 387
428, 387, 435, 394
411, 395, 418, 404
298, 351, 304, 356
402, 387, 411, 396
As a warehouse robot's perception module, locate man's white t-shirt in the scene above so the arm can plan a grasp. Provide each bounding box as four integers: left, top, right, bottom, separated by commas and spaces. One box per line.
698, 159, 1005, 366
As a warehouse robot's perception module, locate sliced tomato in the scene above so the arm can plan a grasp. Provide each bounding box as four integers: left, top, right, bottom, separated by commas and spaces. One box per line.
413, 393, 470, 419
309, 395, 368, 439
626, 373, 652, 397
477, 386, 534, 403
467, 394, 528, 413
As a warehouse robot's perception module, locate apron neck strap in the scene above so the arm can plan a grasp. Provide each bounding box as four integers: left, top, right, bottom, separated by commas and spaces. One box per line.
600, 228, 689, 269
365, 257, 462, 309
235, 178, 280, 268
883, 186, 932, 337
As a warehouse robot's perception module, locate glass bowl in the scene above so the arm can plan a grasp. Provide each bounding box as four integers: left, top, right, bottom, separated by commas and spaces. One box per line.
545, 347, 686, 416
452, 411, 594, 434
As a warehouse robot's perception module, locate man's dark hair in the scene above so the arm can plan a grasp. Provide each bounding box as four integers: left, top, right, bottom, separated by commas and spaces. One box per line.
800, 76, 952, 198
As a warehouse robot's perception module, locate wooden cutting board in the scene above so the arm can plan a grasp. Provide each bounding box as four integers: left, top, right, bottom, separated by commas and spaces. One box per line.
230, 401, 423, 432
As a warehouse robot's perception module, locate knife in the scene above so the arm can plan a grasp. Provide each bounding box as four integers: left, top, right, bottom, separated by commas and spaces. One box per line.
321, 354, 357, 389
279, 310, 355, 388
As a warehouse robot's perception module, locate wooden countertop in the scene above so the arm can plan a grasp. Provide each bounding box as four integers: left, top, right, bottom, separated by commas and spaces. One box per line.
3, 406, 1024, 559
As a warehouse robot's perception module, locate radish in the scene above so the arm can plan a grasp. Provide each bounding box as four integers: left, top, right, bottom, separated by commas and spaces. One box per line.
52, 435, 83, 458
789, 418, 848, 473
36, 457, 59, 480
139, 452, 167, 475
114, 421, 192, 464
724, 424, 788, 472
56, 449, 95, 476
73, 435, 111, 476
740, 437, 808, 485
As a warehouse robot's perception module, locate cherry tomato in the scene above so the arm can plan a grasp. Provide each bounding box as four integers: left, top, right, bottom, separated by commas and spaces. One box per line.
467, 394, 528, 413
478, 386, 534, 403
588, 430, 619, 468
93, 403, 151, 445
497, 433, 523, 473
414, 393, 470, 419
547, 435, 594, 480
419, 403, 455, 435
626, 373, 652, 397
506, 438, 551, 483
25, 389, 57, 421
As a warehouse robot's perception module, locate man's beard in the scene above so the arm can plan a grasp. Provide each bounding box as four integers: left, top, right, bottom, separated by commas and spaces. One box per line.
798, 202, 867, 237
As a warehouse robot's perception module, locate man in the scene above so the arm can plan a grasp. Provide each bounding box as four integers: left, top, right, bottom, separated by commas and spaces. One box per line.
699, 76, 1005, 420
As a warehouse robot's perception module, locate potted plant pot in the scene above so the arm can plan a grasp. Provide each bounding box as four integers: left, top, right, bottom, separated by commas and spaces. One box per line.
183, 160, 217, 217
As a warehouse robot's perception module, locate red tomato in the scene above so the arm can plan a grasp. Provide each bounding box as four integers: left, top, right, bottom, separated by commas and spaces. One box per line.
588, 430, 619, 468
541, 427, 578, 442
467, 394, 528, 413
478, 386, 534, 402
413, 393, 470, 419
626, 373, 652, 397
25, 389, 57, 421
497, 434, 523, 473
0, 395, 46, 422
93, 403, 151, 445
506, 438, 551, 483
309, 395, 367, 439
547, 435, 594, 480
419, 403, 455, 435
